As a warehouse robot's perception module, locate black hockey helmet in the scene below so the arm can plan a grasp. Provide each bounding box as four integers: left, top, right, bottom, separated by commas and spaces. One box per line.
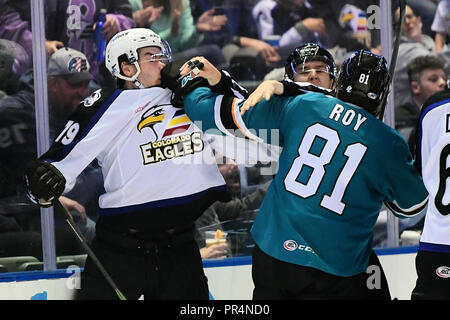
285, 43, 337, 81
336, 50, 390, 116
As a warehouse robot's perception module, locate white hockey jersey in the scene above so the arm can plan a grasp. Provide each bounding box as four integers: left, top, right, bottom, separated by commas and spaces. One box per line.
415, 90, 450, 251
40, 86, 228, 231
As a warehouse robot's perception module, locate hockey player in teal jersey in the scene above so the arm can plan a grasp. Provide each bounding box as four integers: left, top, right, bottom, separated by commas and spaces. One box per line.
181, 50, 429, 299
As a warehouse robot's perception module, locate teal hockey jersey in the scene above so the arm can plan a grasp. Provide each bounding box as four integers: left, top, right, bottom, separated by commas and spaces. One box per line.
184, 87, 428, 276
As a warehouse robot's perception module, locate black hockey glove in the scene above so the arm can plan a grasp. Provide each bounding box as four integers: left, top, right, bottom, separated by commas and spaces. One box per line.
161, 60, 209, 107
24, 160, 66, 207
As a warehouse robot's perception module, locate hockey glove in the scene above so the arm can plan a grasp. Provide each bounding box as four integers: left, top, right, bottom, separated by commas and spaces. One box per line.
160, 60, 208, 107
24, 160, 66, 207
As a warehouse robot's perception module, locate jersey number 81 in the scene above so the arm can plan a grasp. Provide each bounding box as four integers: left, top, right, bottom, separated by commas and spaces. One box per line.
284, 123, 367, 215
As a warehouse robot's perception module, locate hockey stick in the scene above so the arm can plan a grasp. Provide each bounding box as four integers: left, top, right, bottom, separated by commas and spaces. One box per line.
52, 198, 127, 300
378, 0, 406, 120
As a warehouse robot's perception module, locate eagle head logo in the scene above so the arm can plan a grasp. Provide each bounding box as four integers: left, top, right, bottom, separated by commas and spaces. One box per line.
137, 106, 166, 138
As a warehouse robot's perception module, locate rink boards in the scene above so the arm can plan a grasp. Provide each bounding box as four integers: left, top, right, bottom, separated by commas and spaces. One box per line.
0, 246, 418, 300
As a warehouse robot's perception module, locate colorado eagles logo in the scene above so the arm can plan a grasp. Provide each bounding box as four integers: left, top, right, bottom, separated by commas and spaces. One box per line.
138, 107, 203, 164
137, 104, 168, 139
138, 106, 192, 140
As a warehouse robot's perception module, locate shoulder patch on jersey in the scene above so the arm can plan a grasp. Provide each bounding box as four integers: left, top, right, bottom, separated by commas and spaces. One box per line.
83, 89, 102, 107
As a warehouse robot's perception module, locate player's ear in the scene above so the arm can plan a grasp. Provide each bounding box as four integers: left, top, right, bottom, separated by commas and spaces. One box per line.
121, 61, 136, 78
411, 81, 420, 95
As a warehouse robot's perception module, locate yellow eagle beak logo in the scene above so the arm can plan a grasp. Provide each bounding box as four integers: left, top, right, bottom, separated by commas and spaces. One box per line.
137, 107, 166, 133
138, 114, 165, 132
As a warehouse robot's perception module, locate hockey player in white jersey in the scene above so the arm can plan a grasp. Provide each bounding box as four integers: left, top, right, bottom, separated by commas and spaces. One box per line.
411, 88, 450, 300
24, 28, 247, 300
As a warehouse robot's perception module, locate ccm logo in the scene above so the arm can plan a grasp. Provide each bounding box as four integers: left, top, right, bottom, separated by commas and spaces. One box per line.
436, 266, 450, 278
283, 240, 298, 251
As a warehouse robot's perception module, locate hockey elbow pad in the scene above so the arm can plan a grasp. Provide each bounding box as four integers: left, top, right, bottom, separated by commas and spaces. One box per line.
24, 160, 66, 207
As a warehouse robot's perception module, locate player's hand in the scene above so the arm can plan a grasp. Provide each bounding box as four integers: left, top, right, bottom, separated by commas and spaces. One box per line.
241, 80, 284, 115
24, 160, 66, 208
200, 243, 229, 259
179, 56, 222, 86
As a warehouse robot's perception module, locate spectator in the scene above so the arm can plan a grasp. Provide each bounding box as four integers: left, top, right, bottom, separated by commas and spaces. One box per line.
0, 0, 136, 87
0, 39, 30, 84
400, 0, 439, 38
47, 1, 136, 86
0, 47, 95, 202
191, 0, 280, 79
0, 6, 35, 79
310, 0, 380, 52
0, 47, 101, 255
129, 0, 164, 27
393, 4, 450, 109
196, 155, 271, 259
395, 55, 446, 148
252, 0, 326, 48
431, 0, 450, 54
130, 0, 229, 70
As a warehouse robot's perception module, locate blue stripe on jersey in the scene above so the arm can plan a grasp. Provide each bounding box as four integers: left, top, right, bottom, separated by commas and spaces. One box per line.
418, 98, 450, 157
98, 184, 227, 216
48, 89, 123, 162
419, 241, 450, 254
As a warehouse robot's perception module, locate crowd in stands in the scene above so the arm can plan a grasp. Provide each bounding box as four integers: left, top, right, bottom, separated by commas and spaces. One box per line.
0, 0, 447, 263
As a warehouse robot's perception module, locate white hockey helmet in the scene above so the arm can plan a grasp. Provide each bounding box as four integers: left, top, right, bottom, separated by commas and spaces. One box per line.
105, 28, 173, 83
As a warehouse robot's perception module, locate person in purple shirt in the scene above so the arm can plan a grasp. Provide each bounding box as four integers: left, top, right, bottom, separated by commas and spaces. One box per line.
0, 0, 135, 85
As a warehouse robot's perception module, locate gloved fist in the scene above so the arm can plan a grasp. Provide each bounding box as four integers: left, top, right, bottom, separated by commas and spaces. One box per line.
161, 60, 208, 107
24, 160, 66, 207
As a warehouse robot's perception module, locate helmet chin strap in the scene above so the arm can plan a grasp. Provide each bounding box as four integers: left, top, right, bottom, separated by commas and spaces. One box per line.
133, 79, 145, 89
131, 62, 145, 89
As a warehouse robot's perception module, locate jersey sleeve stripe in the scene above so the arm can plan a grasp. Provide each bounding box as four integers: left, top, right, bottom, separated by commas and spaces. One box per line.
212, 94, 262, 142
214, 94, 235, 136
230, 98, 263, 142
385, 197, 428, 217
214, 94, 246, 139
